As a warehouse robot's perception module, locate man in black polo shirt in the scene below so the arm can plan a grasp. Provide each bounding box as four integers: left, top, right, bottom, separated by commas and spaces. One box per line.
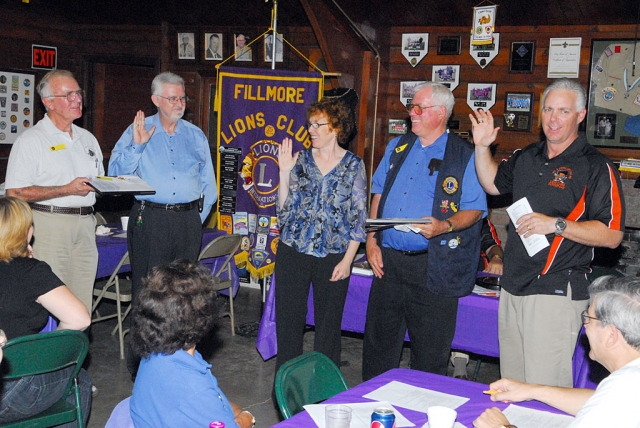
470, 78, 625, 387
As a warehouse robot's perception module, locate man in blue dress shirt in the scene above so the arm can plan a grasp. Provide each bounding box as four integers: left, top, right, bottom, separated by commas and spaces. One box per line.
109, 71, 217, 378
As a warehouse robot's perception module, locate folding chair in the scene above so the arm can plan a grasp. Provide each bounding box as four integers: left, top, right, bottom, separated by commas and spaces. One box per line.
274, 351, 349, 419
92, 251, 132, 359
197, 234, 242, 336
0, 330, 89, 428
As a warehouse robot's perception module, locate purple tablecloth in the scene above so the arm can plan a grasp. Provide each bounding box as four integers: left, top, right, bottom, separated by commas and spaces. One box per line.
96, 226, 240, 296
272, 368, 570, 427
256, 273, 500, 360
256, 273, 606, 389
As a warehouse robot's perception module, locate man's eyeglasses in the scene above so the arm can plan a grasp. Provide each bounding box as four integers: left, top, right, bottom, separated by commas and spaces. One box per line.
48, 90, 84, 102
156, 95, 189, 105
581, 310, 598, 325
406, 103, 442, 115
307, 122, 329, 129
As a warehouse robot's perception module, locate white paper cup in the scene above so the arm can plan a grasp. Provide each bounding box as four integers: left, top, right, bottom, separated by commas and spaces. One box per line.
121, 216, 129, 231
427, 406, 457, 428
325, 404, 351, 428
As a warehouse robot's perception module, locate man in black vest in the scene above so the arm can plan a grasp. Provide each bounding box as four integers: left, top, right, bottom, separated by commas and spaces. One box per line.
471, 78, 625, 387
362, 82, 487, 380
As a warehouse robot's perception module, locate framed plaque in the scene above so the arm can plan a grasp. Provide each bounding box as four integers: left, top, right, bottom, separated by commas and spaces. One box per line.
438, 36, 461, 55
504, 92, 533, 132
587, 39, 640, 148
509, 41, 535, 73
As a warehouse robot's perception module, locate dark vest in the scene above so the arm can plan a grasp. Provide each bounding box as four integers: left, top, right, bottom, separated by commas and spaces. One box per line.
377, 132, 482, 297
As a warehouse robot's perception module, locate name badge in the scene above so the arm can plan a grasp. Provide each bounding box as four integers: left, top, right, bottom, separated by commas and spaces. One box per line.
50, 144, 66, 151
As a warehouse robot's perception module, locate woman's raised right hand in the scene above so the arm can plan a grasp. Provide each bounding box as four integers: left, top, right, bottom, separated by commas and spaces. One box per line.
278, 137, 299, 174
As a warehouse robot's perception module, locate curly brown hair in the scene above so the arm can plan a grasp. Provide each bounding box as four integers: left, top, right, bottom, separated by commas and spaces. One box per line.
131, 259, 219, 358
306, 98, 355, 145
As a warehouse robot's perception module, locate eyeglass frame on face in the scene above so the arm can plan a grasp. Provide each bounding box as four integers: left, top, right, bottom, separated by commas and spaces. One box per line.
406, 103, 443, 115
155, 95, 189, 105
307, 122, 329, 129
47, 90, 84, 103
581, 309, 598, 325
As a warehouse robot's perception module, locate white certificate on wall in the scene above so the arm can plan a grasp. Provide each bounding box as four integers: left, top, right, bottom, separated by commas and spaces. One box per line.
548, 38, 582, 78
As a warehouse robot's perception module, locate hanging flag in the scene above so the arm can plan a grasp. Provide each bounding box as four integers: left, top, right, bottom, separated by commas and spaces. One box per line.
471, 5, 497, 46
215, 66, 323, 278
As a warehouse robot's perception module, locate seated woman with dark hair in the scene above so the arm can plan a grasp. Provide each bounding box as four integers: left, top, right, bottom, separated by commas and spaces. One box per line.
130, 259, 255, 428
0, 197, 92, 425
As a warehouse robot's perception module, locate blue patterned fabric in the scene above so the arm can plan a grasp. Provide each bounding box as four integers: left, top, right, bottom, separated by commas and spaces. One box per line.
277, 149, 367, 257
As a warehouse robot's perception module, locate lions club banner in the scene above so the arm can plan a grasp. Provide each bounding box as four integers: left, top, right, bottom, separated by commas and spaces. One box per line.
215, 66, 323, 278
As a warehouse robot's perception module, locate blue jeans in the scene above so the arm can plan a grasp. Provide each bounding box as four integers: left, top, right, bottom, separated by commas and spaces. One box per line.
0, 366, 92, 426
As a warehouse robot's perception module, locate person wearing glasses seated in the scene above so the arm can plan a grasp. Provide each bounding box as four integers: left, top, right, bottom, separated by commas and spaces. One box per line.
473, 275, 640, 428
0, 197, 92, 425
274, 98, 368, 379
109, 71, 217, 380
130, 260, 255, 428
5, 69, 104, 315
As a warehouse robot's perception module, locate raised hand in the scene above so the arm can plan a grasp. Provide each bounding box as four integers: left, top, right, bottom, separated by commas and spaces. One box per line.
469, 109, 500, 148
278, 137, 299, 174
132, 110, 156, 145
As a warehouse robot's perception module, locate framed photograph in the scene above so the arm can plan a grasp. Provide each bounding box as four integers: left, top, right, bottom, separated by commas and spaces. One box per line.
401, 33, 428, 67
264, 33, 283, 63
177, 33, 195, 59
438, 36, 461, 55
587, 39, 640, 148
510, 41, 535, 73
204, 33, 223, 60
388, 119, 408, 135
466, 83, 497, 111
399, 81, 426, 106
234, 33, 252, 62
432, 65, 460, 91
504, 92, 533, 132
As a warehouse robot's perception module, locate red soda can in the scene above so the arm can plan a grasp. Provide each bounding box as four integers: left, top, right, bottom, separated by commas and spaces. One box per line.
371, 407, 396, 428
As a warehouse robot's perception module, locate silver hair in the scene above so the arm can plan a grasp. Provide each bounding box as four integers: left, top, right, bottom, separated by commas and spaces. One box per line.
589, 275, 640, 350
412, 82, 455, 121
36, 70, 77, 101
541, 78, 586, 111
151, 72, 185, 96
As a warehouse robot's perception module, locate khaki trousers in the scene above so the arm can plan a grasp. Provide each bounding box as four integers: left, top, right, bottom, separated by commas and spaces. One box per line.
498, 286, 587, 387
32, 211, 98, 312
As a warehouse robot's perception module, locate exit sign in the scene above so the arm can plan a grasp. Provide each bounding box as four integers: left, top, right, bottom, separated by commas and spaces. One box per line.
32, 45, 57, 70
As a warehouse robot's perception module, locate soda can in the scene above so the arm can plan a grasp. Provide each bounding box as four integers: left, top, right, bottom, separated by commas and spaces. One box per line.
371, 407, 396, 428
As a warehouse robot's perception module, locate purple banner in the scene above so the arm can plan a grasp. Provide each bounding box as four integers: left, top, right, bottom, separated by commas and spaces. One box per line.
215, 66, 323, 278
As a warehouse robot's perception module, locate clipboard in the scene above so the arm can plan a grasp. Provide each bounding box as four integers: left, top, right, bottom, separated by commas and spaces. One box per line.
86, 175, 156, 196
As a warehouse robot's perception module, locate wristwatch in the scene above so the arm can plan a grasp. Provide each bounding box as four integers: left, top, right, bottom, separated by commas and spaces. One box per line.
239, 410, 255, 428
555, 217, 567, 236
446, 219, 454, 233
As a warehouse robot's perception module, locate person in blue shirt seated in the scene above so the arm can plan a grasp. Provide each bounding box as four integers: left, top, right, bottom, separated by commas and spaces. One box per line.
130, 260, 255, 428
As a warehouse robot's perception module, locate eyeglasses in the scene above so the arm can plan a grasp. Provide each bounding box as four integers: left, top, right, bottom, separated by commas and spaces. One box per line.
156, 95, 189, 105
581, 310, 598, 325
406, 103, 442, 115
47, 90, 84, 102
307, 122, 329, 129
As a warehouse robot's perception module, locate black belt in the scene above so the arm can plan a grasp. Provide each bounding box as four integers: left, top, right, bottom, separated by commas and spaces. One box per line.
138, 200, 199, 212
31, 203, 94, 216
395, 248, 429, 256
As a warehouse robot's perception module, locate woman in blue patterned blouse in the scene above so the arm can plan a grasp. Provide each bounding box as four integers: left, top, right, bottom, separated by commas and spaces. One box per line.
274, 98, 368, 376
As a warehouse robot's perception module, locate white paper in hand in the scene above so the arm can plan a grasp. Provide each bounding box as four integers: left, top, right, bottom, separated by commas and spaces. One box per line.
506, 197, 550, 257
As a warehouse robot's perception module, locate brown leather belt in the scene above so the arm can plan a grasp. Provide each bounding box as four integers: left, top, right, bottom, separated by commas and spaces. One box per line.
139, 200, 199, 212
31, 203, 94, 216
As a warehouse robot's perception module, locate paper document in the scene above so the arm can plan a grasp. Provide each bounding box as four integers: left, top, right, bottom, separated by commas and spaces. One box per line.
502, 404, 574, 427
505, 197, 550, 257
86, 175, 156, 196
363, 381, 469, 413
366, 218, 431, 233
304, 401, 413, 428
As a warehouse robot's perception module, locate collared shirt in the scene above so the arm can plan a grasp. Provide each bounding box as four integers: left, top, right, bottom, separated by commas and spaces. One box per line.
371, 133, 487, 252
109, 114, 217, 222
131, 349, 239, 428
494, 134, 625, 299
277, 149, 368, 257
5, 114, 104, 207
